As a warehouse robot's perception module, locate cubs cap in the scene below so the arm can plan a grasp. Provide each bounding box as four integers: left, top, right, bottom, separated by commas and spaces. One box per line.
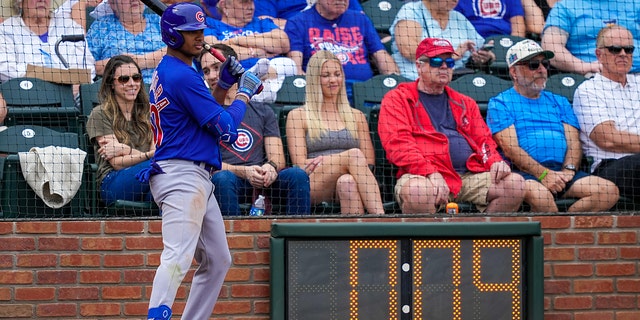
506, 39, 555, 68
416, 38, 458, 59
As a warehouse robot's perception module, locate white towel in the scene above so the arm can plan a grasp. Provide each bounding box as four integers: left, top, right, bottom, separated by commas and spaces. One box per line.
18, 146, 87, 209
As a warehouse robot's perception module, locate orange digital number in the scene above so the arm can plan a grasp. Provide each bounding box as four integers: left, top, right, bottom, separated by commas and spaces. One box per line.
348, 240, 398, 320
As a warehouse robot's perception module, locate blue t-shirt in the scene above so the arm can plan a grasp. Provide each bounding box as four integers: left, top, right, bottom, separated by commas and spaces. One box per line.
204, 17, 280, 69
86, 13, 165, 84
420, 91, 473, 173
149, 55, 228, 168
454, 0, 524, 38
486, 88, 580, 165
255, 0, 363, 20
544, 0, 640, 73
285, 6, 384, 89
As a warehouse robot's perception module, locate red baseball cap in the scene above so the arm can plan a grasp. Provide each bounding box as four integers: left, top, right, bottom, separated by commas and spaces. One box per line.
415, 38, 458, 59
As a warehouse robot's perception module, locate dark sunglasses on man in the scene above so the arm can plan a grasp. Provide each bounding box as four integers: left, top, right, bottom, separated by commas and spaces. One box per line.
419, 57, 456, 69
600, 45, 635, 55
517, 59, 551, 71
116, 73, 143, 84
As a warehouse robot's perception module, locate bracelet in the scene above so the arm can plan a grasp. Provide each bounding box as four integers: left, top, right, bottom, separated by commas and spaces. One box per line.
144, 152, 150, 160
538, 169, 549, 182
266, 160, 278, 171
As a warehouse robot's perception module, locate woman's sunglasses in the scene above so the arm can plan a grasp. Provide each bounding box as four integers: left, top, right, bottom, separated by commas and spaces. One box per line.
518, 59, 551, 71
420, 57, 456, 69
116, 73, 143, 84
601, 45, 635, 55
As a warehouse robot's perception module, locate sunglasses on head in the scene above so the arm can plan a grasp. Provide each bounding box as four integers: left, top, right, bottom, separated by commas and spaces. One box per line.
601, 45, 635, 55
116, 73, 143, 84
420, 57, 456, 69
517, 59, 551, 70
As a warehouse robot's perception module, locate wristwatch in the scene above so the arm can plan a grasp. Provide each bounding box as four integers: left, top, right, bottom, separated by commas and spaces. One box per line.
563, 164, 577, 172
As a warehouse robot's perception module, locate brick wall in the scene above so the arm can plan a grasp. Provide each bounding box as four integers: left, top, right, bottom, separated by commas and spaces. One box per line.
0, 214, 638, 319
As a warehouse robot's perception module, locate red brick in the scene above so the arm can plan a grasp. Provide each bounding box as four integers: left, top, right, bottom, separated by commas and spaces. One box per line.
617, 216, 640, 228
574, 216, 614, 228
0, 237, 35, 251
79, 303, 121, 316
213, 300, 252, 315
59, 253, 101, 267
60, 221, 102, 234
0, 287, 10, 300
544, 280, 571, 294
545, 248, 575, 261
597, 231, 637, 244
123, 301, 149, 316
554, 296, 592, 310
233, 251, 270, 265
542, 232, 552, 245
123, 269, 156, 283
125, 236, 163, 250
38, 237, 80, 251
59, 287, 100, 300
82, 237, 124, 250
0, 271, 33, 284
104, 221, 145, 233
617, 279, 640, 292
578, 247, 617, 260
553, 263, 593, 277
16, 254, 57, 268
230, 284, 269, 298
574, 311, 613, 320
0, 254, 13, 268
15, 221, 58, 234
542, 314, 572, 320
595, 263, 636, 276
594, 295, 636, 309
147, 220, 163, 233
0, 222, 13, 235
617, 311, 640, 320
36, 270, 77, 284
102, 286, 142, 300
620, 247, 640, 259
225, 268, 251, 282
103, 254, 144, 267
573, 279, 613, 293
254, 300, 270, 314
227, 235, 254, 249
79, 270, 121, 284
232, 219, 273, 233
554, 232, 595, 245
533, 216, 571, 229
256, 235, 270, 249
36, 303, 77, 317
15, 287, 55, 300
253, 268, 270, 282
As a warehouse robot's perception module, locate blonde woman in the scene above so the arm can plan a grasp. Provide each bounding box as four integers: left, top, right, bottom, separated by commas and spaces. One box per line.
286, 50, 384, 215
86, 55, 155, 205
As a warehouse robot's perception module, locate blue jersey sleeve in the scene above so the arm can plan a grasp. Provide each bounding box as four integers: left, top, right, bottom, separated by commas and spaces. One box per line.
486, 90, 516, 135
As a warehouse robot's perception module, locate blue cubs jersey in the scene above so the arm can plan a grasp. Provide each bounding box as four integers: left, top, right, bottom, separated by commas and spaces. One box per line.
149, 55, 225, 168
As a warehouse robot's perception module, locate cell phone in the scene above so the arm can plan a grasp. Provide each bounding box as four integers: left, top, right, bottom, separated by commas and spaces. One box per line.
480, 44, 494, 51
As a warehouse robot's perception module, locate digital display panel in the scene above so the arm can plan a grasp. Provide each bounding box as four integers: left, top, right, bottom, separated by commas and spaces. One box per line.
271, 222, 543, 320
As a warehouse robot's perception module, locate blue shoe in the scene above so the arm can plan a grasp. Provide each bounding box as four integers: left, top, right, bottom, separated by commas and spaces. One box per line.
147, 305, 172, 320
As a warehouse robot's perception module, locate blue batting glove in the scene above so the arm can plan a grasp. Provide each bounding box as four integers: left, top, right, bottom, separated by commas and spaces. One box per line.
217, 56, 244, 90
237, 72, 263, 100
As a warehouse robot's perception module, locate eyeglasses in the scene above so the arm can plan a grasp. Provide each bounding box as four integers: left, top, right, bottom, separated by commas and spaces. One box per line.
600, 45, 635, 55
419, 57, 456, 69
517, 59, 551, 70
116, 73, 143, 84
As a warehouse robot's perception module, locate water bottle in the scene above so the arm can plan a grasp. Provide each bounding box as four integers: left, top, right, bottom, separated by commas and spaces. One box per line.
446, 202, 459, 215
249, 195, 266, 216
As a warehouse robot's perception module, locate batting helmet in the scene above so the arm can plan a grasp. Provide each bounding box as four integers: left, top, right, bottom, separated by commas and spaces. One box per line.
161, 3, 207, 49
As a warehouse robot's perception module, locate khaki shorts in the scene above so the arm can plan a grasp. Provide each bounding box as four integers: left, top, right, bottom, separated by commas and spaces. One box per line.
395, 172, 491, 212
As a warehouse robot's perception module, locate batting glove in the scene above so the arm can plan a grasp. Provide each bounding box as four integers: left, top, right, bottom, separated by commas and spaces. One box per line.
217, 56, 244, 90
237, 72, 263, 100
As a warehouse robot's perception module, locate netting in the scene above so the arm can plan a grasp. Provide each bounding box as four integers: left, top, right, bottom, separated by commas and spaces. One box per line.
0, 0, 637, 218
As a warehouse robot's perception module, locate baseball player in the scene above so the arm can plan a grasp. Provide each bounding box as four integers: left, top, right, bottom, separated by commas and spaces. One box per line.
140, 3, 263, 320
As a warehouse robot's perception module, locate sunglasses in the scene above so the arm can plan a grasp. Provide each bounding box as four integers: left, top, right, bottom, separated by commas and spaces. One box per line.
601, 45, 635, 55
116, 73, 143, 84
420, 57, 456, 69
518, 59, 551, 70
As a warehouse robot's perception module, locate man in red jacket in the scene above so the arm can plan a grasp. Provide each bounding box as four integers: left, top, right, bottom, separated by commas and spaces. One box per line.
379, 38, 525, 214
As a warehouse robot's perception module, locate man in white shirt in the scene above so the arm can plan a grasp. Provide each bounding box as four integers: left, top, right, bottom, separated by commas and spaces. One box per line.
573, 24, 640, 203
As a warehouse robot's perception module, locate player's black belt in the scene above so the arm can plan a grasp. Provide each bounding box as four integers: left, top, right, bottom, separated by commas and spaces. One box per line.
194, 161, 216, 177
